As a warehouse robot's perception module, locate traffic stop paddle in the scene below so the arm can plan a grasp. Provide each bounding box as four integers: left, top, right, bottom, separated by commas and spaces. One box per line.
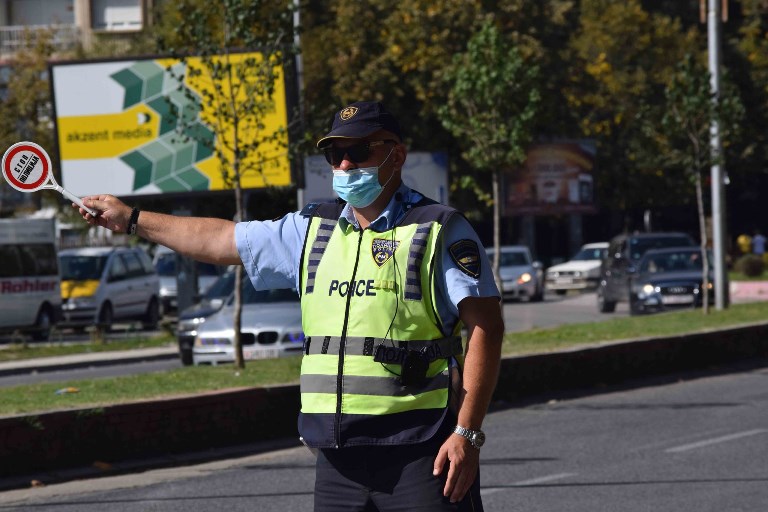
1, 141, 98, 217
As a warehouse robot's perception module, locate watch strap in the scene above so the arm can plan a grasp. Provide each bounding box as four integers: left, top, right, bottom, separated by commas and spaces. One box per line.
126, 207, 140, 235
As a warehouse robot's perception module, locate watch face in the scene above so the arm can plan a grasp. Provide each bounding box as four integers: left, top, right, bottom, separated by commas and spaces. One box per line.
473, 431, 486, 448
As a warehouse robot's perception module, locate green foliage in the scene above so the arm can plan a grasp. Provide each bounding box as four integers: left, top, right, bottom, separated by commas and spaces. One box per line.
735, 254, 765, 277
564, 0, 700, 211
437, 19, 541, 172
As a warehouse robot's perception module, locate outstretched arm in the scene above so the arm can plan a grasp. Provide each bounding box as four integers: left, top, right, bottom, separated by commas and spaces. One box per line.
76, 195, 241, 266
433, 295, 504, 503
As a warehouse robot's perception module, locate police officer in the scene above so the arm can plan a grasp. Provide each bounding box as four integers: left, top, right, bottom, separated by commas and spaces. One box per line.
75, 101, 504, 511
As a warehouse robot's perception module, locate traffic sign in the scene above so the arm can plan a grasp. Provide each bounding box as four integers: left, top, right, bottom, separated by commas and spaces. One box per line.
2, 141, 97, 216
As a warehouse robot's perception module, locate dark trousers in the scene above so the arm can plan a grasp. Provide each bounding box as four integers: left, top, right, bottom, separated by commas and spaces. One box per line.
313, 433, 484, 512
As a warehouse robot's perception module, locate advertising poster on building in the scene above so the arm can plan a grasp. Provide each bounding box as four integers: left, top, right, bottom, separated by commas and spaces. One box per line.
50, 54, 290, 197
303, 151, 449, 207
505, 141, 596, 215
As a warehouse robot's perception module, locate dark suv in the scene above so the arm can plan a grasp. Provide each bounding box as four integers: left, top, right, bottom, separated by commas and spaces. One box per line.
597, 232, 696, 313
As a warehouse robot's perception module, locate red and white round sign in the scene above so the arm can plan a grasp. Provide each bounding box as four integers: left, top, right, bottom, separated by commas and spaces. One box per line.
1, 141, 53, 193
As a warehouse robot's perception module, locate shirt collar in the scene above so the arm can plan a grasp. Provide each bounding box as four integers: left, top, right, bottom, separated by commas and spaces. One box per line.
339, 183, 422, 232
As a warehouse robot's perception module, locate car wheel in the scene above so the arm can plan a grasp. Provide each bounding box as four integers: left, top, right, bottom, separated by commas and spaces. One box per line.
629, 295, 644, 316
98, 302, 114, 332
142, 297, 160, 330
597, 286, 616, 313
530, 285, 544, 302
179, 343, 193, 366
30, 306, 53, 342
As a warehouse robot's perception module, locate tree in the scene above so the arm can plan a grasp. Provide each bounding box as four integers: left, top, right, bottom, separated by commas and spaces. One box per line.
0, 29, 63, 216
564, 0, 700, 219
437, 19, 541, 292
157, 0, 296, 368
642, 54, 744, 313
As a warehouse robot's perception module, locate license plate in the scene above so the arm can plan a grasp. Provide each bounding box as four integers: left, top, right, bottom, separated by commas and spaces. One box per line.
555, 277, 574, 284
244, 348, 280, 360
662, 294, 694, 305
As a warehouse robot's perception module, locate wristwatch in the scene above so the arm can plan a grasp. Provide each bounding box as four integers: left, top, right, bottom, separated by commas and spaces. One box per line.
453, 425, 486, 449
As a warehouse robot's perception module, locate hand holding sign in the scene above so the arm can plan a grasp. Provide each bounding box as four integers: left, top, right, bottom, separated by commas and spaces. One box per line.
2, 141, 97, 217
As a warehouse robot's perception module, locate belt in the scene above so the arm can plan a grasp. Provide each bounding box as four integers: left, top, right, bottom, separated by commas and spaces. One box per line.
304, 335, 463, 363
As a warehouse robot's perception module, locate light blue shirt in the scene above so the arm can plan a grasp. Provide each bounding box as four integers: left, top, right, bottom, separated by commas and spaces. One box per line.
235, 184, 499, 335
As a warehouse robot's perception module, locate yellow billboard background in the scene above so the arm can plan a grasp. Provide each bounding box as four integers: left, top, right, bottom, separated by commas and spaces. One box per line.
52, 53, 290, 196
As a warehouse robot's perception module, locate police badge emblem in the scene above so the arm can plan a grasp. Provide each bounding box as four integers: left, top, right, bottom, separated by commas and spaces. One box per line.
340, 106, 359, 120
371, 238, 400, 267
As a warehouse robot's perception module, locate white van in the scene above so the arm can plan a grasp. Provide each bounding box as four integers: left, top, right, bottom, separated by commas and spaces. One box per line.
0, 218, 61, 341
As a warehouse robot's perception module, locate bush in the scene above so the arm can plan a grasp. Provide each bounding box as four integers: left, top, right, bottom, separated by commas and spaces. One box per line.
735, 254, 765, 277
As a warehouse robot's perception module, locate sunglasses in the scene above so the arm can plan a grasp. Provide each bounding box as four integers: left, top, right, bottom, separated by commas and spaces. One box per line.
323, 139, 397, 166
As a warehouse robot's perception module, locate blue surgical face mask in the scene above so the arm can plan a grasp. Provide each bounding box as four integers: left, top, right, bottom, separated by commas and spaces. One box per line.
332, 147, 395, 208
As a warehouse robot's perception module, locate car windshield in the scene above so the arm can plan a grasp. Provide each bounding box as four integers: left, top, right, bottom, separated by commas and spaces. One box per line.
495, 251, 530, 266
155, 252, 222, 277
640, 251, 706, 273
204, 272, 235, 300
629, 236, 693, 261
571, 247, 607, 261
154, 253, 176, 276
241, 286, 299, 304
59, 255, 108, 280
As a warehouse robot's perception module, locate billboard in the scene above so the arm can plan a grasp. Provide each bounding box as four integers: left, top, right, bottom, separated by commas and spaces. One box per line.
50, 54, 290, 197
505, 141, 596, 215
303, 151, 449, 206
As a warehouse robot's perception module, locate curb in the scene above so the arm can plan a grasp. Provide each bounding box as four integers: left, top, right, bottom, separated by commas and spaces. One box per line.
1, 321, 768, 491
0, 347, 179, 378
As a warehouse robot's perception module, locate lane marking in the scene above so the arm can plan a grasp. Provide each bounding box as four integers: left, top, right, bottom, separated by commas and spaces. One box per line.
665, 429, 767, 453
482, 473, 576, 495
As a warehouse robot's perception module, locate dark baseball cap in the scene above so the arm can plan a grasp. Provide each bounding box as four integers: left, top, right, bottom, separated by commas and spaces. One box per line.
316, 101, 402, 148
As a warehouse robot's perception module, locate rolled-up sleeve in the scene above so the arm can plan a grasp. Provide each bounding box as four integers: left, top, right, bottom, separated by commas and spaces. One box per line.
234, 212, 309, 291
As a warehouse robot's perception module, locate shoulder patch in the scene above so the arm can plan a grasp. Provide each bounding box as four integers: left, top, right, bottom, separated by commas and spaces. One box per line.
299, 202, 321, 218
449, 239, 481, 278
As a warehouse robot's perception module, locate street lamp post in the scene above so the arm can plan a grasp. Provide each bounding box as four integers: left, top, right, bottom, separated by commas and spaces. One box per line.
706, 0, 729, 309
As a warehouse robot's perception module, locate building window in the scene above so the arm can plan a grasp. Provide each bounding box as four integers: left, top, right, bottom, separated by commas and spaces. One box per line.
91, 0, 142, 32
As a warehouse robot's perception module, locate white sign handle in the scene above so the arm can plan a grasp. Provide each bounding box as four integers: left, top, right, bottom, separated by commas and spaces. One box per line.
55, 184, 97, 217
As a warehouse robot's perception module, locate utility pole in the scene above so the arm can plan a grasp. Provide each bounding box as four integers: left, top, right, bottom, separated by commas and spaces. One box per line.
705, 0, 729, 309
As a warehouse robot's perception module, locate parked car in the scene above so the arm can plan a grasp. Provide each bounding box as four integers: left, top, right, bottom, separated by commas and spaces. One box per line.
629, 247, 714, 315
545, 242, 609, 295
192, 285, 304, 365
58, 246, 161, 331
597, 232, 696, 313
176, 270, 239, 366
485, 245, 544, 302
0, 218, 61, 341
153, 245, 225, 314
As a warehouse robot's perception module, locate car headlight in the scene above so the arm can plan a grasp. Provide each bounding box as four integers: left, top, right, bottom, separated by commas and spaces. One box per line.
572, 271, 581, 278
642, 284, 656, 294
517, 272, 533, 284
180, 316, 208, 331
194, 336, 232, 347
707, 282, 714, 290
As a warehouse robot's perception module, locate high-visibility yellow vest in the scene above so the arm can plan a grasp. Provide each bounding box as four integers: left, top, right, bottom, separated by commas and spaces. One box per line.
298, 199, 462, 448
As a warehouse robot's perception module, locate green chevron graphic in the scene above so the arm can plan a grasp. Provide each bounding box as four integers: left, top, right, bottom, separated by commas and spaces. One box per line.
110, 61, 214, 193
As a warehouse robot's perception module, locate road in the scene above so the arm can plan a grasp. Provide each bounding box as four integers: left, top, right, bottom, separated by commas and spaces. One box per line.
0, 292, 628, 387
1, 360, 765, 511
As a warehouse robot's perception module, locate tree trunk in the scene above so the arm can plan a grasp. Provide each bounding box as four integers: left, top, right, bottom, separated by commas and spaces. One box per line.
492, 169, 502, 295
694, 171, 710, 315
233, 180, 245, 369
